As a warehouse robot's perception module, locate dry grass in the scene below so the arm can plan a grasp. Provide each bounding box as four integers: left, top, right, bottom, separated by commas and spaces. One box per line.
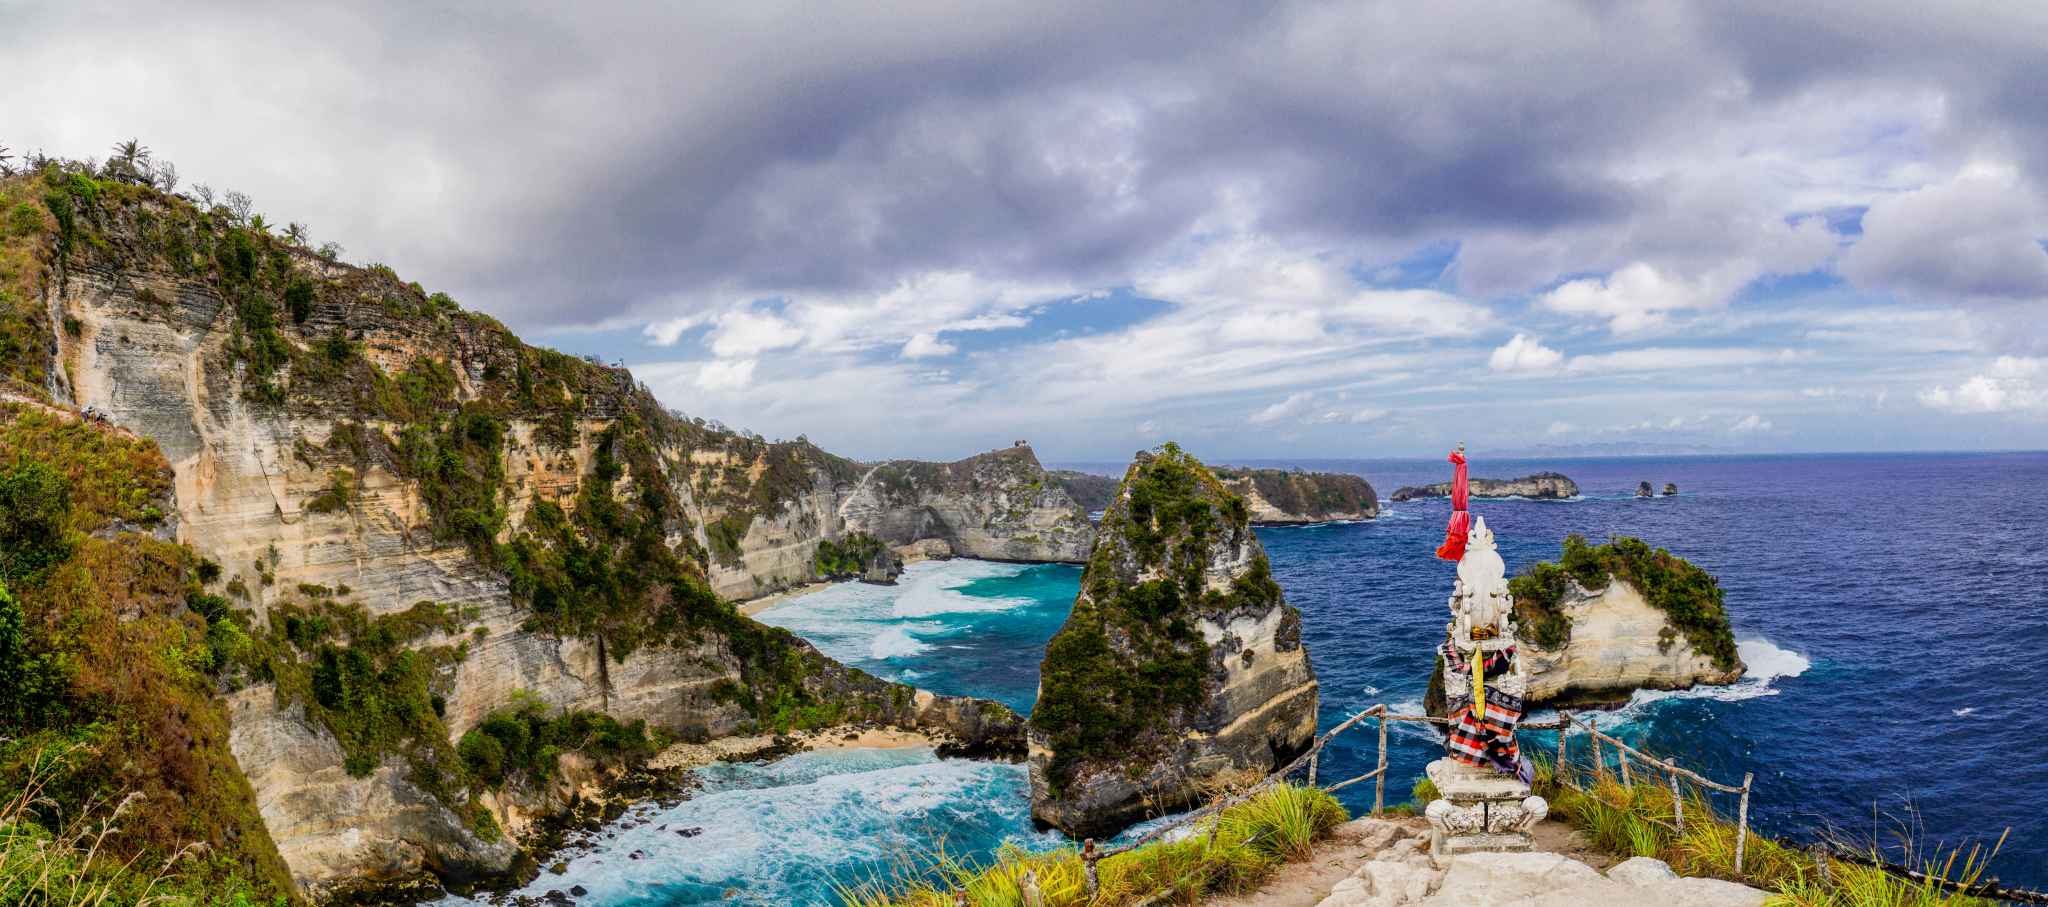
837, 783, 1347, 907
1538, 753, 2010, 907
0, 742, 199, 907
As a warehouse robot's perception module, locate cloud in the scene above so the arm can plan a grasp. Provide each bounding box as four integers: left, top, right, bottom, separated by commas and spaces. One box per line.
1547, 421, 1575, 434
1540, 263, 1739, 333
901, 332, 958, 358
1250, 392, 1317, 425
1841, 164, 2048, 303
1731, 414, 1772, 432
695, 358, 756, 391
1350, 408, 1389, 424
1563, 346, 1783, 374
1488, 333, 1563, 372
1919, 356, 2048, 413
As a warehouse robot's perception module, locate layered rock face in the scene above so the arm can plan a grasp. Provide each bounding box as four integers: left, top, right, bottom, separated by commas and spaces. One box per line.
840, 446, 1093, 562
1512, 576, 1744, 708
13, 177, 1032, 900
1213, 467, 1378, 523
1029, 446, 1318, 840
1391, 472, 1578, 502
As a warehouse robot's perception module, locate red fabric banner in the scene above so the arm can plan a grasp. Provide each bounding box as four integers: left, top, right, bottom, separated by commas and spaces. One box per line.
1436, 449, 1470, 561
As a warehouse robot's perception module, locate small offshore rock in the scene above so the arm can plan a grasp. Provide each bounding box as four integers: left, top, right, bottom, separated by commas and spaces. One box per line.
1636, 481, 1654, 497
549, 862, 568, 874
570, 886, 588, 897
1663, 482, 1678, 496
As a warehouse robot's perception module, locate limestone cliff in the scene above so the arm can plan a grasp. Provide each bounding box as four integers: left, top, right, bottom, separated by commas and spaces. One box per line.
0, 169, 1030, 901
1028, 445, 1318, 840
1425, 534, 1744, 713
1212, 467, 1378, 524
840, 446, 1093, 563
1391, 472, 1578, 502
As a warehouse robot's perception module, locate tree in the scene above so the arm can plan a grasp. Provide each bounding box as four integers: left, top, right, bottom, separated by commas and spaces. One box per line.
224, 189, 253, 224
0, 461, 73, 584
0, 577, 22, 726
191, 183, 216, 208
107, 138, 152, 185
285, 222, 309, 245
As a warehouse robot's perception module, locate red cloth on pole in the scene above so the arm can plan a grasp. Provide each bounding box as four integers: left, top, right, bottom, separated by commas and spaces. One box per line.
1436, 449, 1470, 561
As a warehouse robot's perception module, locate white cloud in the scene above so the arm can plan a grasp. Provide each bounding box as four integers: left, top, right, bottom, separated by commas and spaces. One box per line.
1563, 346, 1778, 374
1547, 421, 1575, 434
695, 358, 756, 390
901, 332, 958, 358
1487, 333, 1563, 372
1842, 163, 2048, 304
1731, 414, 1772, 432
1919, 356, 2048, 413
1539, 263, 1745, 334
1350, 408, 1389, 424
707, 306, 805, 358
1801, 387, 1836, 398
1250, 391, 1317, 424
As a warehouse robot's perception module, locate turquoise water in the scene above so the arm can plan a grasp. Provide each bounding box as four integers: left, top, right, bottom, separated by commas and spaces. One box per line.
453, 452, 2048, 904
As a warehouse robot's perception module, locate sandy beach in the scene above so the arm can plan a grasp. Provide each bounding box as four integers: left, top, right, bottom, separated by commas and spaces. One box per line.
648, 724, 940, 771
738, 580, 841, 616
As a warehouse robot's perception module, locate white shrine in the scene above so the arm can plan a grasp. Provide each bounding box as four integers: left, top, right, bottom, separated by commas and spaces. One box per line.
1424, 514, 1549, 867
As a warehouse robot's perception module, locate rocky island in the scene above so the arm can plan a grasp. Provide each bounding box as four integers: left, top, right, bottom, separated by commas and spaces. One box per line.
1212, 466, 1378, 523
1028, 445, 1319, 839
1392, 471, 1578, 502
1426, 534, 1744, 713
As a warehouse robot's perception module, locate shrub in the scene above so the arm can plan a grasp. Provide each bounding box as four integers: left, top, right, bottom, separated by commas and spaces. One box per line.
0, 460, 74, 584
1511, 533, 1737, 668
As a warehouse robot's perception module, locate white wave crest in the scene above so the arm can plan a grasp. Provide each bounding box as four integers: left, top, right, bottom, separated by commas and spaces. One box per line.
1581, 636, 1810, 729
870, 627, 932, 659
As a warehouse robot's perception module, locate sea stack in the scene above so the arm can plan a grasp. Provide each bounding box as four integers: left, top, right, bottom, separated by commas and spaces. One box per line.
1028, 445, 1318, 840
1663, 482, 1678, 496
1636, 481, 1654, 497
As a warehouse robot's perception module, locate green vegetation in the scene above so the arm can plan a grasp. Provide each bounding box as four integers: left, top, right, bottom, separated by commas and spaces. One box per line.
458, 692, 664, 790
815, 532, 887, 578
1510, 533, 1738, 667
1538, 753, 2006, 907
0, 400, 296, 902
1045, 469, 1119, 512
839, 783, 1346, 907
1033, 443, 1282, 791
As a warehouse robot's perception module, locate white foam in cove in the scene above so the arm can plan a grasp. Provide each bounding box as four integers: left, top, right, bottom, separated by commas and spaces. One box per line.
869, 626, 933, 659
1594, 636, 1810, 728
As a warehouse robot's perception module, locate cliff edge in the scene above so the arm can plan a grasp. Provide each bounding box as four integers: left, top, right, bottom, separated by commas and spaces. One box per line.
1028, 444, 1318, 840
842, 446, 1093, 563
1213, 467, 1378, 524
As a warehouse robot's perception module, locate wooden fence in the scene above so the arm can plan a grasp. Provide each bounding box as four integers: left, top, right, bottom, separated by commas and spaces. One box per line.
1062, 703, 2044, 905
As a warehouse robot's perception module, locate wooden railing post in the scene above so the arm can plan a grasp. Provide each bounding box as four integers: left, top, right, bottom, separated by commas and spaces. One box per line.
1734, 773, 1754, 878
1617, 745, 1634, 789
1588, 717, 1602, 776
1083, 839, 1098, 900
1668, 769, 1684, 832
1555, 721, 1568, 785
1374, 710, 1388, 816
1309, 750, 1318, 786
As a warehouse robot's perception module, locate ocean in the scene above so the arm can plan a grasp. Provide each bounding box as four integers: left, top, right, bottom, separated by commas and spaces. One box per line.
448, 452, 2048, 905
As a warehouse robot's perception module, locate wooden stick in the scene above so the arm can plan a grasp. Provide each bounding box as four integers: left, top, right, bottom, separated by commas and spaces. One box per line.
1375, 712, 1389, 816
1082, 839, 1098, 900
1325, 767, 1385, 793
1309, 750, 1318, 786
1021, 869, 1044, 907
1668, 769, 1684, 833
1617, 743, 1633, 789
1589, 717, 1602, 777
1734, 773, 1753, 878
1555, 720, 1569, 785
1569, 715, 1747, 792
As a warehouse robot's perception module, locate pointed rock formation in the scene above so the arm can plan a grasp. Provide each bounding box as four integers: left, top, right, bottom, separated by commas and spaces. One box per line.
1028, 445, 1318, 840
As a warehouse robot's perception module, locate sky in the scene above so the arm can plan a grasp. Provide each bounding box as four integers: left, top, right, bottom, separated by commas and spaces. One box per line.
5, 0, 2048, 462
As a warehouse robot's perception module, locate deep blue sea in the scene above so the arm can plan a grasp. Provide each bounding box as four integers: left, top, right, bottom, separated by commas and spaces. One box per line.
450, 453, 2048, 905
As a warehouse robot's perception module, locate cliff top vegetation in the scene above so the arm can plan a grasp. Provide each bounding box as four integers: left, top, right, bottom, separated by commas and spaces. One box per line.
1032, 444, 1285, 792
1509, 533, 1739, 668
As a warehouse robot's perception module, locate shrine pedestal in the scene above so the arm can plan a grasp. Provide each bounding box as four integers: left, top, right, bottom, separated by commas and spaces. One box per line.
1423, 758, 1548, 868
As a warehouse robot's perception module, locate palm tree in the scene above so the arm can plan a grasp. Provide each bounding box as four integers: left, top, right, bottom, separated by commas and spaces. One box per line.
108, 139, 150, 184
285, 222, 308, 245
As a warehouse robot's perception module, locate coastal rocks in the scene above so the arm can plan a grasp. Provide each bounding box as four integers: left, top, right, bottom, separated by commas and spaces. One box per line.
1664, 483, 1678, 496
840, 446, 1095, 564
1512, 576, 1744, 709
1392, 473, 1578, 502
1028, 445, 1318, 840
1636, 482, 1654, 498
29, 189, 1037, 899
1212, 467, 1379, 524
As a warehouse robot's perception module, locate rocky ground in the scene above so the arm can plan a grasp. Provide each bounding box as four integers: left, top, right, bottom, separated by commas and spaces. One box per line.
1207, 817, 1766, 907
